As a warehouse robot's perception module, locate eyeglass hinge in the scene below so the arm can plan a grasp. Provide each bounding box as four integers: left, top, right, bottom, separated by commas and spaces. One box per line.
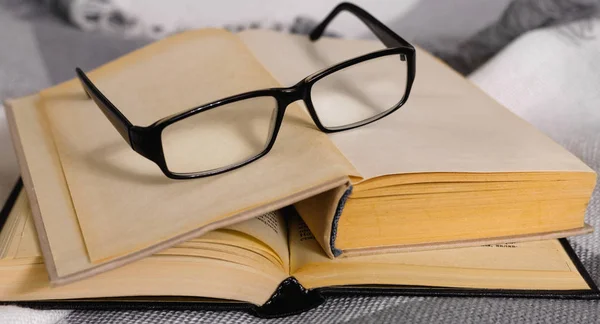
129, 126, 154, 160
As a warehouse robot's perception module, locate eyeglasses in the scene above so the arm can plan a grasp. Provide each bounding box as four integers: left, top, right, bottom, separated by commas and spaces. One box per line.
76, 2, 416, 180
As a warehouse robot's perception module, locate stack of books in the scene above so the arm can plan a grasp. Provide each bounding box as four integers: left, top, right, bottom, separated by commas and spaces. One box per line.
0, 28, 597, 318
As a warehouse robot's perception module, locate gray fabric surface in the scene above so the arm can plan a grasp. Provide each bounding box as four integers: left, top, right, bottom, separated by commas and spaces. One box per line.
6, 0, 599, 75
31, 15, 148, 85
0, 9, 50, 208
0, 4, 599, 324
436, 0, 600, 74
56, 298, 600, 324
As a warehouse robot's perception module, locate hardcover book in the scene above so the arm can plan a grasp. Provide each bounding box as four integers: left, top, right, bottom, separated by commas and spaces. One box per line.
4, 29, 595, 285
0, 182, 598, 318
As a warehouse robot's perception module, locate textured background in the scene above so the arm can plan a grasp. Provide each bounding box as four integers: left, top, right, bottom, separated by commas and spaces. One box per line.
0, 1, 599, 323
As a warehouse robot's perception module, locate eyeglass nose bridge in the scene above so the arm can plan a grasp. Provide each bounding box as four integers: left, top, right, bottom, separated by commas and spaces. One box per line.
275, 80, 329, 132
277, 80, 310, 108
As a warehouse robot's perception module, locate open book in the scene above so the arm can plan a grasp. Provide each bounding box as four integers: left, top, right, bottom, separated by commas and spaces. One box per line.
5, 29, 595, 285
0, 184, 598, 318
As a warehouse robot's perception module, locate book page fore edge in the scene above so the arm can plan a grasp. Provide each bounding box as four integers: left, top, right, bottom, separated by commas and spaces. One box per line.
5, 97, 61, 283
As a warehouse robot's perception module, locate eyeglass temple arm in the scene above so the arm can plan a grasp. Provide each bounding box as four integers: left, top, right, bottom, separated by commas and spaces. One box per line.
75, 68, 135, 147
310, 2, 413, 50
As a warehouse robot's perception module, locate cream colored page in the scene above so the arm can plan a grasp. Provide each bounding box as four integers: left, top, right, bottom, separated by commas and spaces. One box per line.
289, 216, 581, 275
6, 95, 92, 280
0, 192, 29, 259
292, 184, 350, 259
225, 210, 289, 270
0, 255, 282, 306
6, 187, 286, 273
0, 192, 41, 260
0, 193, 19, 257
14, 205, 42, 259
8, 95, 291, 283
40, 29, 353, 263
159, 231, 283, 272
241, 30, 593, 180
8, 95, 290, 282
0, 195, 286, 305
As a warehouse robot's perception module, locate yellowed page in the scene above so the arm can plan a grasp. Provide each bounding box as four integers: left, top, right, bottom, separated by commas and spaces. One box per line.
240, 30, 593, 179
4, 191, 285, 274
14, 208, 41, 259
289, 216, 589, 290
5, 92, 315, 284
0, 255, 283, 306
5, 95, 89, 283
0, 193, 286, 305
0, 192, 29, 259
37, 29, 353, 265
293, 183, 350, 258
0, 193, 42, 260
0, 194, 20, 257
168, 238, 281, 271
225, 210, 289, 270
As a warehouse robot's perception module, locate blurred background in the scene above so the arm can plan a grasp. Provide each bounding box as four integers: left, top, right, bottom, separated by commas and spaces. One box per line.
1, 0, 598, 81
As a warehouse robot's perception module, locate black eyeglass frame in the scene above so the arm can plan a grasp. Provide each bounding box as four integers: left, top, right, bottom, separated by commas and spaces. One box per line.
76, 2, 416, 179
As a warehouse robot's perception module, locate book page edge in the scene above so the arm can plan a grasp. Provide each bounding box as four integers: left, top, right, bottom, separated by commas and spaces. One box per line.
5, 96, 61, 283
339, 224, 593, 257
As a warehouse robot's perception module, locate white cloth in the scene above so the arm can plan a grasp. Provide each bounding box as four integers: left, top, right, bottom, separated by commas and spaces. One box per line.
469, 20, 600, 165
0, 306, 70, 324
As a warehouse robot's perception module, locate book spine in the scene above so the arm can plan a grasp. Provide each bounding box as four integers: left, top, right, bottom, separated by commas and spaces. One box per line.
329, 185, 353, 257
252, 277, 324, 318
